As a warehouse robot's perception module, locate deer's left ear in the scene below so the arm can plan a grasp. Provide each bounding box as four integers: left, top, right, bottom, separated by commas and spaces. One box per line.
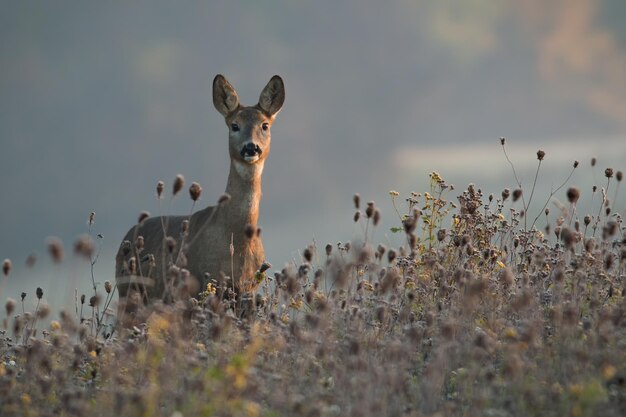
258, 75, 285, 118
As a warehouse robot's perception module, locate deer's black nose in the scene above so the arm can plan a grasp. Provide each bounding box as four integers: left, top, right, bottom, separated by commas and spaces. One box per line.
241, 143, 262, 158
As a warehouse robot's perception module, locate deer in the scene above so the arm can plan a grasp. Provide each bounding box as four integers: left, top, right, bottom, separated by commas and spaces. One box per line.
115, 74, 285, 322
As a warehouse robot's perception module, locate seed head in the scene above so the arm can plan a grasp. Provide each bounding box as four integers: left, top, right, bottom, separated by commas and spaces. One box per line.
566, 187, 580, 204
583, 215, 592, 226
500, 137, 506, 145
25, 253, 37, 268
137, 211, 150, 224
605, 168, 614, 178
617, 171, 623, 182
173, 174, 185, 196
37, 303, 50, 319
5, 298, 15, 316
81, 294, 86, 305
218, 193, 231, 206
259, 261, 272, 273
591, 157, 597, 167
303, 246, 313, 263
387, 249, 397, 263
353, 193, 360, 209
36, 287, 43, 300
104, 280, 113, 294
189, 181, 202, 201
244, 224, 255, 239
2, 259, 11, 277
502, 188, 510, 201
573, 160, 579, 168
74, 235, 94, 259
181, 220, 189, 234
537, 150, 545, 161
87, 212, 96, 226
325, 243, 332, 256
373, 209, 381, 226
47, 237, 64, 263
89, 295, 99, 307
156, 180, 165, 198
512, 189, 522, 202
21, 292, 26, 301
353, 211, 361, 223
365, 201, 375, 218
165, 236, 177, 254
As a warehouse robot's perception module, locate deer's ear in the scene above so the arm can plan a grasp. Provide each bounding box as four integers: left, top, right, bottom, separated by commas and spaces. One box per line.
213, 75, 240, 117
258, 75, 285, 117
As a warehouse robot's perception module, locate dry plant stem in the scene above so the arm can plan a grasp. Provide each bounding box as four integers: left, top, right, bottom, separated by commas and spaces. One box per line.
525, 160, 542, 229
175, 201, 196, 266
23, 298, 40, 345
500, 142, 527, 220
592, 179, 610, 237
88, 222, 101, 321
529, 165, 577, 231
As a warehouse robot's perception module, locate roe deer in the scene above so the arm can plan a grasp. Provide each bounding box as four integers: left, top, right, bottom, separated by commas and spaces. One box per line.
115, 74, 285, 320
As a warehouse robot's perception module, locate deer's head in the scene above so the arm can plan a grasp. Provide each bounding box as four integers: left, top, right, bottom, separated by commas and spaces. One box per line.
213, 75, 285, 169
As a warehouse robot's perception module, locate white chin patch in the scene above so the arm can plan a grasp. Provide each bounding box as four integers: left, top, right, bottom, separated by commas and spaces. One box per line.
244, 155, 260, 163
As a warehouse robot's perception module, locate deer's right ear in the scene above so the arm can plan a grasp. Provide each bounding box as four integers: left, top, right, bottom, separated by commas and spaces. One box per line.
213, 75, 240, 117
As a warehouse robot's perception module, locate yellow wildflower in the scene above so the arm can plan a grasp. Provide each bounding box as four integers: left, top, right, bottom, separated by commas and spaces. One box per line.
602, 365, 617, 380
50, 320, 61, 331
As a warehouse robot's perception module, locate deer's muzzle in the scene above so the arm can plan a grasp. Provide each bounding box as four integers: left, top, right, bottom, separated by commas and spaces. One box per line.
240, 143, 263, 162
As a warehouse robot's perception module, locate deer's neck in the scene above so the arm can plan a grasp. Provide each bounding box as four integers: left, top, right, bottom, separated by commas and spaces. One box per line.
224, 160, 264, 227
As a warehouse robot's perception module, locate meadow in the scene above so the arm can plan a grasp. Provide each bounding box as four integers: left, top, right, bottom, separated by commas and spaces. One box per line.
2, 141, 626, 417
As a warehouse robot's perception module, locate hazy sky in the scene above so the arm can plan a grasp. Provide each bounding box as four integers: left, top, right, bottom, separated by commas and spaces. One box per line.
1, 1, 625, 308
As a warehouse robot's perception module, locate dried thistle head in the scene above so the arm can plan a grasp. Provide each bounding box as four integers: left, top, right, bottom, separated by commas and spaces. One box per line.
573, 160, 579, 168
138, 211, 150, 224
500, 137, 506, 145
502, 188, 510, 201
244, 224, 255, 239
537, 149, 545, 161
512, 189, 522, 202
156, 180, 165, 198
36, 287, 43, 300
5, 298, 15, 316
47, 237, 64, 263
566, 187, 580, 204
605, 168, 614, 178
189, 181, 202, 201
2, 259, 11, 277
353, 193, 360, 209
25, 253, 37, 268
104, 280, 113, 294
165, 236, 177, 254
303, 246, 313, 263
259, 261, 272, 273
373, 209, 381, 226
73, 235, 94, 259
365, 201, 375, 218
173, 174, 185, 196
218, 193, 231, 206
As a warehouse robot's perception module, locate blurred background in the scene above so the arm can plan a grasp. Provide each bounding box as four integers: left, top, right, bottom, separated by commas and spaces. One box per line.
1, 0, 625, 310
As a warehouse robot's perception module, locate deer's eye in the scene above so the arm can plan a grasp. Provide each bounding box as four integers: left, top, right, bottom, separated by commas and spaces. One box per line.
231, 123, 240, 132
261, 123, 269, 131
